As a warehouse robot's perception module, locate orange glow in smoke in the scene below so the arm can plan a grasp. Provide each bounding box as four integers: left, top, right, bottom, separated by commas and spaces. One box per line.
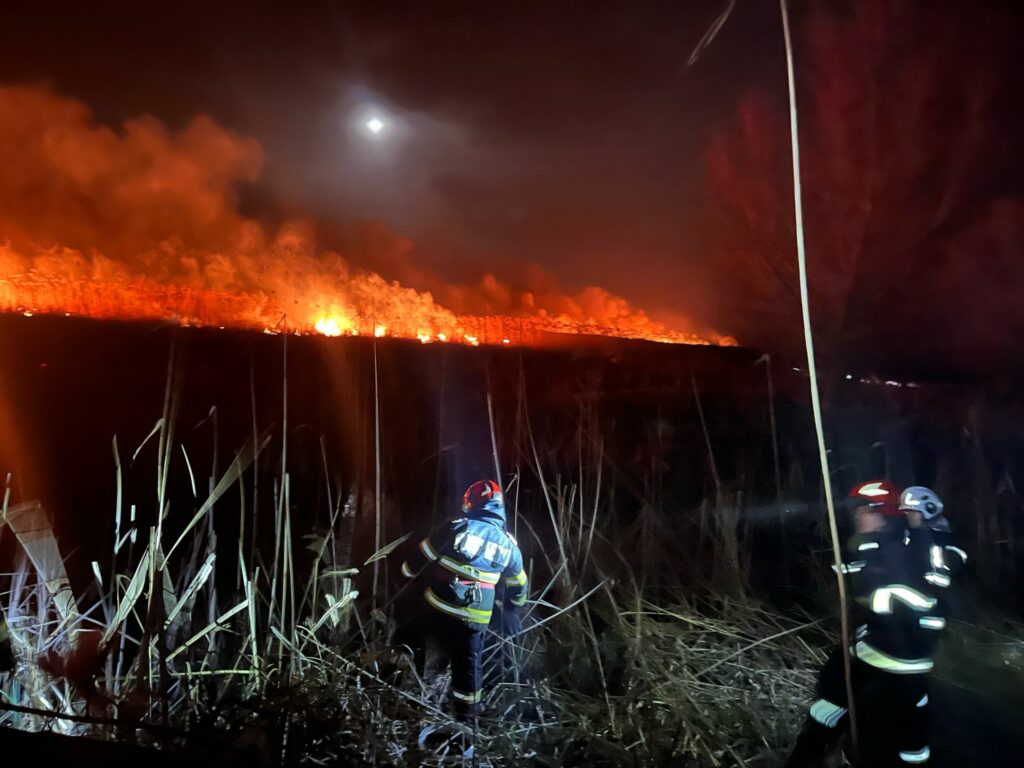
0, 85, 736, 348
0, 269, 734, 346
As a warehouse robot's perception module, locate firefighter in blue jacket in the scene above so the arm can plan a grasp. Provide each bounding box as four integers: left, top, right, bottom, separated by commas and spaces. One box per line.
398, 479, 528, 719
785, 480, 952, 767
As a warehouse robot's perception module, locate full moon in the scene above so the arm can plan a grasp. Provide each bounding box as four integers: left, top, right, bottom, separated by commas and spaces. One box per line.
365, 117, 385, 134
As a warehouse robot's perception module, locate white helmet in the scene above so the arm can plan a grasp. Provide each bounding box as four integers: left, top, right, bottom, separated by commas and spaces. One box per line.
898, 486, 944, 520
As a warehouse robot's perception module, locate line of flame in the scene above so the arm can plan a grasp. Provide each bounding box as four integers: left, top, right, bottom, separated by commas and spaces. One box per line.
0, 273, 733, 347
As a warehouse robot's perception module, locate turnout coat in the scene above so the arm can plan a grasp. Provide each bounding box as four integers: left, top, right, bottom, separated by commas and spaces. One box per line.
401, 504, 528, 629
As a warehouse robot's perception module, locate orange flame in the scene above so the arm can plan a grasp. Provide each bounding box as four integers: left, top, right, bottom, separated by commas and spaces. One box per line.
0, 85, 735, 348
0, 263, 732, 346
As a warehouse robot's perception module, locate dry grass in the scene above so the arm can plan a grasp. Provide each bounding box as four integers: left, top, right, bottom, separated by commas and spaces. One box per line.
0, 423, 832, 768
1, 349, 1019, 766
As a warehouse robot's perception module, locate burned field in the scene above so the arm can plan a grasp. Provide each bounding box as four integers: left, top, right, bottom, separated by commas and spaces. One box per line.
1, 314, 1023, 765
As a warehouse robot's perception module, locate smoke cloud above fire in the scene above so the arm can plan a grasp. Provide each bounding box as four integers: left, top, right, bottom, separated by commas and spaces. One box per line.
0, 84, 727, 346
2, 1, 1021, 371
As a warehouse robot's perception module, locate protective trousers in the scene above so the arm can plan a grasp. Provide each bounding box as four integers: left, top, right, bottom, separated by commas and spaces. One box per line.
440, 616, 485, 719
396, 611, 484, 720
785, 648, 930, 767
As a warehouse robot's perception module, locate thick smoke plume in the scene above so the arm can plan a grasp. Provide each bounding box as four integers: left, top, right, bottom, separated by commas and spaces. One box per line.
0, 85, 729, 346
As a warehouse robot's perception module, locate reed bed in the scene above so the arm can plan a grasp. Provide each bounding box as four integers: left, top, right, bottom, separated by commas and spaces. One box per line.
2, 343, 1021, 766
0, 394, 830, 766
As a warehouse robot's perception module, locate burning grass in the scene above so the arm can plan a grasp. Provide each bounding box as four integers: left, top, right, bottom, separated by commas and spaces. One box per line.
0, 83, 734, 350
0, 272, 729, 347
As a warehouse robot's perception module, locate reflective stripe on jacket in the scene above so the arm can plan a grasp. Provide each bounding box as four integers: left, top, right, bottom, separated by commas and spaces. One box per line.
845, 527, 948, 666
402, 515, 528, 628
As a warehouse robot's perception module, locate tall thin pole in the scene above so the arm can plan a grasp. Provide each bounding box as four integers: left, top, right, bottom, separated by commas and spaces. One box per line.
371, 341, 383, 607
487, 366, 503, 488
780, 0, 858, 753
431, 350, 448, 526
758, 354, 785, 521
691, 374, 721, 498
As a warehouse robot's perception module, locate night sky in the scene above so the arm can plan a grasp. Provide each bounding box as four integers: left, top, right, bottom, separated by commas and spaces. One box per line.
1, 1, 1022, 375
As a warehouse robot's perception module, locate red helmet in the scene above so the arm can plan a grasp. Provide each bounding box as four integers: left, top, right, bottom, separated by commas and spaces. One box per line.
848, 479, 902, 517
462, 480, 503, 512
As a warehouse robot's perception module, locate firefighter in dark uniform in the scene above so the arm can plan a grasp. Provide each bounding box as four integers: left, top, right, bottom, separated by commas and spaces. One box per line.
898, 486, 968, 590
398, 480, 528, 719
897, 484, 967, 751
785, 480, 952, 767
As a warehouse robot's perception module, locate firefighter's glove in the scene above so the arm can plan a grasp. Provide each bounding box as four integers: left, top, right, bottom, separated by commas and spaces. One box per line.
501, 601, 523, 636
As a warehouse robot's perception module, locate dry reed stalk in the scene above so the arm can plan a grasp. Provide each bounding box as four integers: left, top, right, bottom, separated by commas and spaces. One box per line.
372, 341, 383, 610
9, 346, 1013, 766
487, 385, 503, 490
780, 0, 858, 752
757, 354, 785, 521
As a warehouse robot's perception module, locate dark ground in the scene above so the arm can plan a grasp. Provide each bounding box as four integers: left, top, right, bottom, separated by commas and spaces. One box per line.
930, 680, 1024, 767
0, 675, 1018, 767
0, 725, 249, 765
